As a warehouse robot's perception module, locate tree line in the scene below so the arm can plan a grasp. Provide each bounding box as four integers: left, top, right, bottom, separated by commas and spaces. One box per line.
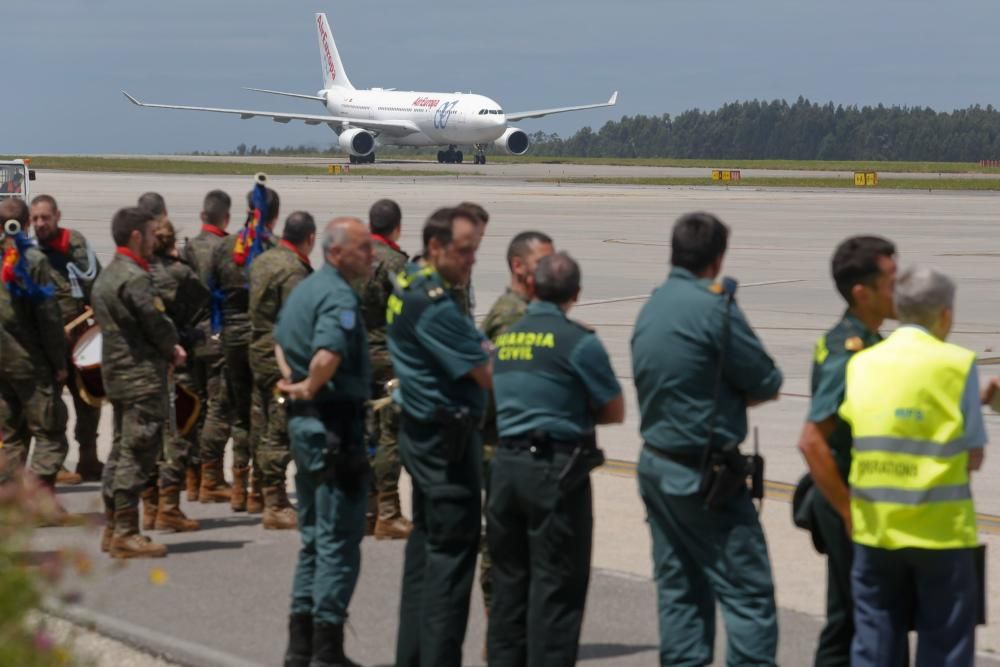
197, 97, 1000, 162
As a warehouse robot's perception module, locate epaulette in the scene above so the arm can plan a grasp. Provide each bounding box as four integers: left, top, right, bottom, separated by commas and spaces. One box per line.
426, 285, 446, 300
708, 283, 724, 295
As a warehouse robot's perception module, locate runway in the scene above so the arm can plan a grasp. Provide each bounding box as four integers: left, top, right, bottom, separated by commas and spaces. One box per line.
30, 168, 1000, 664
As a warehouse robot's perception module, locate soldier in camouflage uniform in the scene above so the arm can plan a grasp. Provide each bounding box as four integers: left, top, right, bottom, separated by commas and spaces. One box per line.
32, 194, 104, 483
353, 199, 411, 539
92, 207, 185, 559
0, 198, 71, 516
477, 231, 554, 637
148, 215, 209, 533
210, 185, 279, 513
181, 190, 234, 504
249, 211, 315, 530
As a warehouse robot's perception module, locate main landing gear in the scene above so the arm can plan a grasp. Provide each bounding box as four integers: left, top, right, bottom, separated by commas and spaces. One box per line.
437, 146, 464, 164
472, 144, 487, 165
349, 153, 375, 164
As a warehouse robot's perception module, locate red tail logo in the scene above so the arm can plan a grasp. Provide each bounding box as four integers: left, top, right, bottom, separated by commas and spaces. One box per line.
317, 15, 336, 81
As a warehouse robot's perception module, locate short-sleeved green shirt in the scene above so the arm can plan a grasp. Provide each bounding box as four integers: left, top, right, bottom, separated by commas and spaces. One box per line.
631, 267, 783, 493
273, 263, 371, 402
494, 300, 621, 440
808, 311, 882, 477
386, 263, 488, 421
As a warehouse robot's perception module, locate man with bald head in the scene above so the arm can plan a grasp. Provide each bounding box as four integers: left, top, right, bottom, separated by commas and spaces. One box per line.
274, 217, 373, 667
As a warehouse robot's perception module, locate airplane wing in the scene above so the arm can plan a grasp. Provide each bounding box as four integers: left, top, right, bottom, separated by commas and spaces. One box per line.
121, 91, 420, 137
505, 91, 618, 122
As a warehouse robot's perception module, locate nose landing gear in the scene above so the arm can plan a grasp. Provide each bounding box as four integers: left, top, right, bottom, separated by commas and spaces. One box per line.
436, 146, 464, 164
472, 145, 487, 165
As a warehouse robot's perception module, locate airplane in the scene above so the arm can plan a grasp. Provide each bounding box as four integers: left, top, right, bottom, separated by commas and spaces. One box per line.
123, 13, 617, 165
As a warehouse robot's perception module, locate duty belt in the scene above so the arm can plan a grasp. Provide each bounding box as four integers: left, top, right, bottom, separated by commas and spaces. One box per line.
499, 432, 590, 455
286, 398, 364, 421
643, 443, 703, 468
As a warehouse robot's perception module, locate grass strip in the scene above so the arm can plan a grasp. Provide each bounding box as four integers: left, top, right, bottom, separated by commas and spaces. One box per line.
1, 156, 466, 178
534, 176, 1000, 191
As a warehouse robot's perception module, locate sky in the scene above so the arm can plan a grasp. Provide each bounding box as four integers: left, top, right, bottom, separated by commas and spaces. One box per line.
4, 0, 999, 154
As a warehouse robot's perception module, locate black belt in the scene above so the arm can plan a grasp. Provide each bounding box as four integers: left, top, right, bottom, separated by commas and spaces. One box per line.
643, 443, 703, 468
499, 435, 583, 455
287, 399, 363, 420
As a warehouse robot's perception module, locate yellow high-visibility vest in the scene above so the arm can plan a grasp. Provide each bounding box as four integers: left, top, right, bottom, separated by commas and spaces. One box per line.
839, 326, 978, 550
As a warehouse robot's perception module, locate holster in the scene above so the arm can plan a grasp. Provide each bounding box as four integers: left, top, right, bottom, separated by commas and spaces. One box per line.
698, 449, 765, 510
432, 405, 477, 464
557, 438, 605, 495
288, 399, 370, 493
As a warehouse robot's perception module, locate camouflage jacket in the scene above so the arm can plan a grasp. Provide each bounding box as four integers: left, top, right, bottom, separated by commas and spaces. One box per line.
91, 252, 178, 400
249, 243, 312, 386
210, 232, 276, 346
480, 288, 530, 445
0, 243, 66, 381
353, 238, 408, 382
38, 228, 102, 324
182, 226, 228, 358
150, 254, 210, 355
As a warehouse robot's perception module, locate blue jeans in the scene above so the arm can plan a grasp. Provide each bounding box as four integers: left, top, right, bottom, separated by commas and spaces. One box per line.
288, 414, 367, 624
851, 543, 977, 667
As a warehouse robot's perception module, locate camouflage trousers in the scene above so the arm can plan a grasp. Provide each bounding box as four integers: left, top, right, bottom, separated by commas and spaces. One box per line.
154, 372, 194, 489
368, 400, 402, 495
223, 342, 253, 469
0, 375, 69, 480
66, 361, 102, 465
251, 378, 290, 487
102, 394, 167, 513
198, 355, 232, 463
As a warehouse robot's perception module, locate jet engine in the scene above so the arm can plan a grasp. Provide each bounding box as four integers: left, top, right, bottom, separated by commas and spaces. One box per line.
493, 128, 530, 155
338, 128, 375, 156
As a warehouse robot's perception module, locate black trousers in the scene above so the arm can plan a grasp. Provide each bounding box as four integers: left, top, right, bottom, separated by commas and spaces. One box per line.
812, 491, 854, 667
486, 446, 593, 667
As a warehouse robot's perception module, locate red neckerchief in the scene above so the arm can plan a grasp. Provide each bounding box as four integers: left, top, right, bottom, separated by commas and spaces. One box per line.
280, 239, 311, 267
372, 233, 402, 253
116, 247, 150, 272
201, 224, 226, 238
40, 228, 71, 255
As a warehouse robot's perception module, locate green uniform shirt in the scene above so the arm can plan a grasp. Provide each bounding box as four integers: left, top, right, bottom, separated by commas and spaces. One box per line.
38, 228, 101, 323
274, 263, 371, 403
249, 244, 313, 386
150, 255, 211, 355
494, 300, 621, 439
91, 253, 178, 400
352, 238, 408, 382
210, 232, 276, 345
0, 244, 66, 381
631, 267, 783, 493
808, 311, 882, 477
386, 263, 488, 421
182, 226, 228, 359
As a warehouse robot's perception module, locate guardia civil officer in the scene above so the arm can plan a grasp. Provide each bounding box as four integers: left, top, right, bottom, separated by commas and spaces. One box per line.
488, 251, 624, 666
388, 207, 491, 667
631, 212, 783, 666
274, 217, 372, 667
796, 236, 896, 666
841, 267, 986, 667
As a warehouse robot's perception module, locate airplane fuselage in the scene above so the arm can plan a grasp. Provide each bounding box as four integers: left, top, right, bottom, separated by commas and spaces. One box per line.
324, 89, 507, 146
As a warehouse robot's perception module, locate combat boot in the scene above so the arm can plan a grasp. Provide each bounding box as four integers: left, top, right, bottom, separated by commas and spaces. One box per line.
247, 468, 264, 514
199, 460, 232, 503
374, 491, 412, 540
76, 447, 104, 482
185, 466, 201, 502
56, 467, 82, 485
140, 486, 159, 531
310, 622, 359, 667
262, 485, 298, 530
155, 486, 200, 532
109, 508, 167, 559
231, 466, 249, 512
35, 474, 84, 527
100, 508, 114, 553
283, 612, 313, 667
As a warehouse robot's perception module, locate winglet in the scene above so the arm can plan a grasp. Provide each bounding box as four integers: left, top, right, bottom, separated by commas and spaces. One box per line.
609, 91, 619, 105
122, 91, 143, 106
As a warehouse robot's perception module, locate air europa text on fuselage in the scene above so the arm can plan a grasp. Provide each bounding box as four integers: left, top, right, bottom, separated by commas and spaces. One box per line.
317, 15, 336, 80
412, 97, 440, 108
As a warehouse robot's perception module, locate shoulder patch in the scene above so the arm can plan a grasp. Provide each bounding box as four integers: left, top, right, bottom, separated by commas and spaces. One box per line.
708, 283, 724, 295
426, 286, 445, 300
844, 336, 864, 352
814, 336, 829, 364
339, 309, 357, 330
153, 296, 166, 313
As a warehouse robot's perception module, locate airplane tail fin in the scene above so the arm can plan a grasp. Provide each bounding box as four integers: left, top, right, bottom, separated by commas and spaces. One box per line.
315, 13, 354, 91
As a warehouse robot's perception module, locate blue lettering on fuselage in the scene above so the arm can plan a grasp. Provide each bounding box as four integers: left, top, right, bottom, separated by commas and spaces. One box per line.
434, 100, 459, 129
